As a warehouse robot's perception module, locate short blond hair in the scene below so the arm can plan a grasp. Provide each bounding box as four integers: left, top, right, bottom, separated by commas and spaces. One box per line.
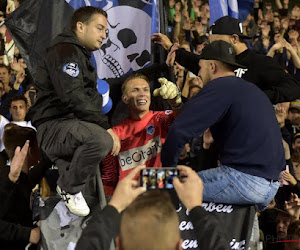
121, 73, 149, 95
120, 191, 180, 250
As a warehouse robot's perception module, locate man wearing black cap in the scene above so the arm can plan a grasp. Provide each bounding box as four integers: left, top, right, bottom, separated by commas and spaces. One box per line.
161, 40, 285, 210
152, 16, 300, 104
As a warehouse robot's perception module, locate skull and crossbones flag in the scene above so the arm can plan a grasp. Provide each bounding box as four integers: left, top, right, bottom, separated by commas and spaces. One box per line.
5, 0, 160, 116
5, 0, 160, 81
68, 0, 160, 79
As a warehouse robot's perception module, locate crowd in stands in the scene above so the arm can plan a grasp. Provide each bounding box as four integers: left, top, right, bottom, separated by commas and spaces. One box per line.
166, 0, 300, 96
0, 0, 300, 249
163, 0, 300, 249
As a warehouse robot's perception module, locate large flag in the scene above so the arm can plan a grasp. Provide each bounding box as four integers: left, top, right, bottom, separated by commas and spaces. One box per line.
5, 0, 160, 114
4, 0, 74, 80
209, 0, 254, 24
67, 0, 159, 79
5, 0, 159, 80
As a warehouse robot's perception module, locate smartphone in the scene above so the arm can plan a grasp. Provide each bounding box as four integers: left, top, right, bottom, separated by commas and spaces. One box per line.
279, 165, 290, 187
140, 168, 179, 190
29, 91, 36, 104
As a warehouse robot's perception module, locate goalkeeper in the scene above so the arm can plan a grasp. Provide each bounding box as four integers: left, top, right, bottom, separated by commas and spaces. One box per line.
101, 73, 183, 196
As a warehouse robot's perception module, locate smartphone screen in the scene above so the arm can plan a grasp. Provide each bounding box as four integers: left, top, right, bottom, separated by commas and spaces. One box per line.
29, 91, 36, 104
140, 168, 179, 190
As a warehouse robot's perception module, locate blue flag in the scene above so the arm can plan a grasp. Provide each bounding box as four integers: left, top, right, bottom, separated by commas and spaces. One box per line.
209, 0, 253, 24
238, 0, 254, 22
209, 0, 238, 24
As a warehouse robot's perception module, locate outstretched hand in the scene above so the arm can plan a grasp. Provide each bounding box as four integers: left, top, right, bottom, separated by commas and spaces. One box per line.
283, 171, 297, 186
153, 77, 182, 107
9, 140, 30, 183
151, 33, 173, 51
285, 193, 300, 220
166, 43, 179, 66
108, 165, 146, 212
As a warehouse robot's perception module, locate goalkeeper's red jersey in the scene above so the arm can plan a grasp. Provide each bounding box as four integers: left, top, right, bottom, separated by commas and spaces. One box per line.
101, 110, 175, 195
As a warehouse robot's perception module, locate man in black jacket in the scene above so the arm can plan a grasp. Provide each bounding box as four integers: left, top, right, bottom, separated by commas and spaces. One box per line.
31, 6, 120, 216
152, 16, 300, 104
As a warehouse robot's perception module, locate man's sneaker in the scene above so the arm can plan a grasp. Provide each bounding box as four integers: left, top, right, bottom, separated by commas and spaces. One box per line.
56, 186, 90, 216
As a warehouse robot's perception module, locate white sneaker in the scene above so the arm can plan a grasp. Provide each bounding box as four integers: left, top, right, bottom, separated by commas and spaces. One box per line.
56, 186, 90, 216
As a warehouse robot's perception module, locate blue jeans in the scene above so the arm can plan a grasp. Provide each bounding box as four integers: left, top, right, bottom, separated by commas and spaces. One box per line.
198, 165, 280, 211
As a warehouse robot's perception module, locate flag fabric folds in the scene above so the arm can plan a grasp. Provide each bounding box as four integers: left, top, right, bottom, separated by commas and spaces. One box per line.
238, 0, 254, 22
209, 0, 253, 25
209, 0, 238, 25
68, 0, 158, 79
6, 0, 160, 80
5, 0, 160, 116
5, 0, 74, 80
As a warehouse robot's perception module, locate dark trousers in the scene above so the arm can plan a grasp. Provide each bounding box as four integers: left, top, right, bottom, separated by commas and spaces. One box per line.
37, 118, 113, 194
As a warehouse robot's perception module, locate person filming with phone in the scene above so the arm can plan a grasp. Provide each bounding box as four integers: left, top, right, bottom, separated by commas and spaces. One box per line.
76, 165, 229, 250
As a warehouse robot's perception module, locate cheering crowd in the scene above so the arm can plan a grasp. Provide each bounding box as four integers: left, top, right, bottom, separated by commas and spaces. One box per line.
0, 0, 300, 249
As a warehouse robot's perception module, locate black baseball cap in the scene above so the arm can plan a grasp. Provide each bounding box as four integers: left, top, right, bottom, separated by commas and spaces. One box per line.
199, 40, 245, 68
210, 16, 252, 39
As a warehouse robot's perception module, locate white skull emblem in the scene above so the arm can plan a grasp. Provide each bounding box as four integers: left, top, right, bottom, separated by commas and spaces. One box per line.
94, 6, 151, 79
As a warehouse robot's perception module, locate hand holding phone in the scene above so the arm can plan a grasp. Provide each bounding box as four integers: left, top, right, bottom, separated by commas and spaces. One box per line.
173, 165, 203, 211
109, 165, 146, 212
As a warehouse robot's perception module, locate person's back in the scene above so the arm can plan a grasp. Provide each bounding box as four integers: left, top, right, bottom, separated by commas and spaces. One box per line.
161, 40, 285, 210
234, 48, 298, 103
163, 75, 285, 180
208, 77, 284, 180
